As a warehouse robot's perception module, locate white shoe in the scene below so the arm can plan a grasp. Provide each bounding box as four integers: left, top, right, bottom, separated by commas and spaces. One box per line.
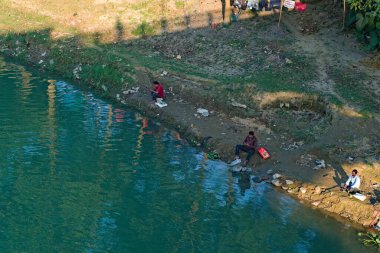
229, 158, 241, 166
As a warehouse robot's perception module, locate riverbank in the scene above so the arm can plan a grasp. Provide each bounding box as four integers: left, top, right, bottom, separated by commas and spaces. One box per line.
1, 60, 374, 252
1, 0, 380, 229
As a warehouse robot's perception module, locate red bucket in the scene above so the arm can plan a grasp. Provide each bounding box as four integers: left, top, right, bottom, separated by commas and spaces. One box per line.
258, 147, 270, 160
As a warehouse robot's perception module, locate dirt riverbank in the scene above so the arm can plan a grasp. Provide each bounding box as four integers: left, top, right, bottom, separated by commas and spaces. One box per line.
1, 0, 380, 229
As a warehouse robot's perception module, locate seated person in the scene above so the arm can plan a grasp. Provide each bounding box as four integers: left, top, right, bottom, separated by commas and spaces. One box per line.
151, 81, 164, 102
230, 131, 258, 167
341, 169, 361, 193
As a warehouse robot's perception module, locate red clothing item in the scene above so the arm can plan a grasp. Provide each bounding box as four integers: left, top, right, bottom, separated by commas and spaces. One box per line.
154, 83, 164, 98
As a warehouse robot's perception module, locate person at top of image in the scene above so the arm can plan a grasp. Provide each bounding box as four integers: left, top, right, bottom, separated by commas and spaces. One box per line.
230, 131, 258, 167
151, 81, 164, 102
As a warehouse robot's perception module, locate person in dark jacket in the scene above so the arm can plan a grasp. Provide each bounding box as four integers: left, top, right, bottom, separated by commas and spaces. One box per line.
230, 131, 258, 167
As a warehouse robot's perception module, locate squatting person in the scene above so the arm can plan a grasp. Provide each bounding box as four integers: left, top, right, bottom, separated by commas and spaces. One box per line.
231, 131, 258, 167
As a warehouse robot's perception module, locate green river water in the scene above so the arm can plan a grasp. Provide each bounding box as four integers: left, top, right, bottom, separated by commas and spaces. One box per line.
0, 59, 374, 253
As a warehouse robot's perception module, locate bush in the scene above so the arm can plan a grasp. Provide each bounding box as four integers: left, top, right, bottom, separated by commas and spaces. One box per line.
347, 0, 380, 50
358, 232, 380, 248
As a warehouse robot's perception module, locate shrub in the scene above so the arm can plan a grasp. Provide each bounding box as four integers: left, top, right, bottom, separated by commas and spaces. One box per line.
358, 232, 380, 248
347, 0, 380, 50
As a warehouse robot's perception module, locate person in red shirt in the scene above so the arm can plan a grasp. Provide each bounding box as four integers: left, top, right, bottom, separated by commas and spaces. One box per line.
230, 131, 258, 167
151, 81, 164, 102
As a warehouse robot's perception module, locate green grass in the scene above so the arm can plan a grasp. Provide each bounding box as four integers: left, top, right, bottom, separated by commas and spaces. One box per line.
328, 68, 379, 113
175, 0, 185, 9
227, 38, 245, 48
1, 26, 135, 96
114, 42, 316, 91
132, 21, 156, 37
0, 2, 54, 32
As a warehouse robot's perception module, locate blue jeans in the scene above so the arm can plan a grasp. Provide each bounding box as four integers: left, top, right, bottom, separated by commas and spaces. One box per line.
235, 145, 255, 162
151, 91, 159, 101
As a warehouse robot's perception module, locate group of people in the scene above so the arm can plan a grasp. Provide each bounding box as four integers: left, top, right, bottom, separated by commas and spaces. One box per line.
233, 0, 282, 12
149, 80, 361, 193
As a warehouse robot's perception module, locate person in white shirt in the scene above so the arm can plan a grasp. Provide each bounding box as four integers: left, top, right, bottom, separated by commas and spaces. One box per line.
341, 169, 361, 193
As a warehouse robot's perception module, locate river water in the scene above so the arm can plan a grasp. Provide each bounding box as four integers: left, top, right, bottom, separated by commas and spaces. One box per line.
0, 59, 374, 253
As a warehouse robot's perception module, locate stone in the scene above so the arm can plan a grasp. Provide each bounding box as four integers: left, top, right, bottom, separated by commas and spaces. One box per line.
73, 64, 82, 79
252, 176, 262, 183
267, 169, 273, 175
282, 185, 289, 190
314, 186, 321, 195
286, 180, 294, 185
300, 187, 307, 194
231, 101, 247, 109
315, 159, 326, 169
176, 54, 182, 59
312, 201, 321, 207
272, 179, 282, 187
123, 87, 139, 94
272, 173, 282, 179
240, 167, 252, 173
285, 58, 293, 64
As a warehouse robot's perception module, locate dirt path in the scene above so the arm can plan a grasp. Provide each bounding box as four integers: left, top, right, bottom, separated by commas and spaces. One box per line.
282, 9, 380, 120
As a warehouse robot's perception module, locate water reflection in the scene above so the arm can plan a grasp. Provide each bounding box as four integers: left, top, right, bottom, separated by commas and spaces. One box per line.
47, 79, 57, 171
19, 66, 33, 101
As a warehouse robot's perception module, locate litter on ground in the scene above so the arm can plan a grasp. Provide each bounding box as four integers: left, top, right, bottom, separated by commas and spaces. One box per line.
197, 108, 209, 117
